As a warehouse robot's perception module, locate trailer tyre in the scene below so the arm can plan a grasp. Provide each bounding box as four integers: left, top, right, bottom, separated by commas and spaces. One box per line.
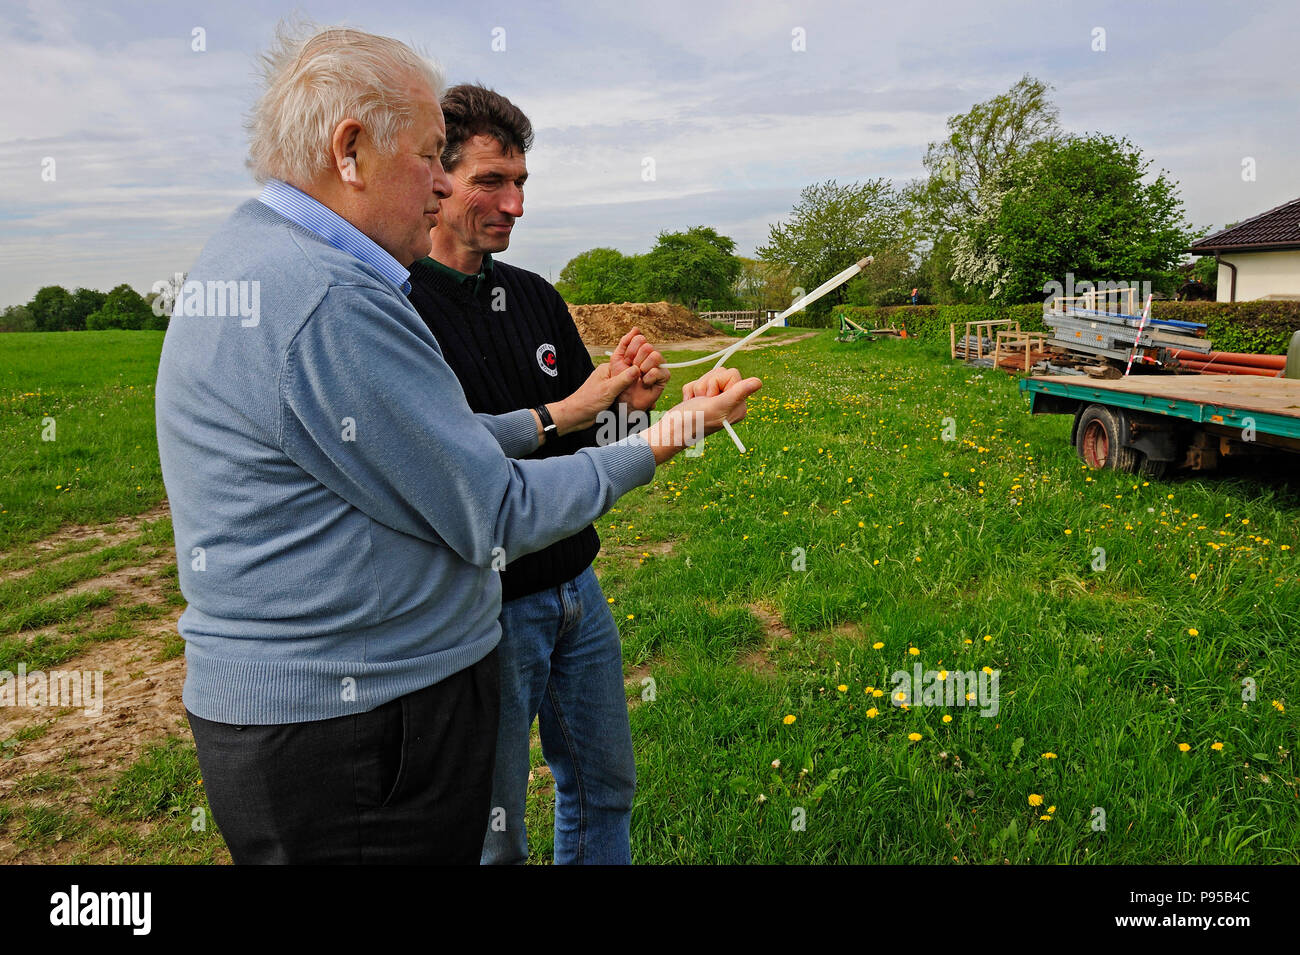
1076, 404, 1140, 473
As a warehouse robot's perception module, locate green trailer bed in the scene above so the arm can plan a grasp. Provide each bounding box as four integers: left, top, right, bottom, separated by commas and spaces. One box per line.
1019, 373, 1300, 476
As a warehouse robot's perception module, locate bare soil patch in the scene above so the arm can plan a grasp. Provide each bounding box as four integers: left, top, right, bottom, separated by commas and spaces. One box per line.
0, 508, 187, 862
569, 301, 716, 346
740, 602, 795, 676
1, 502, 171, 585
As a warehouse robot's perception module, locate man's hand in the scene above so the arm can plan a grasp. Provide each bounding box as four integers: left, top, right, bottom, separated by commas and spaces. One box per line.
545, 361, 642, 438
609, 327, 669, 412
643, 369, 762, 465
681, 366, 743, 400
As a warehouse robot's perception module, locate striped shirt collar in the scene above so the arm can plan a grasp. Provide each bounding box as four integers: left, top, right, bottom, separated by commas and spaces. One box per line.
257, 179, 412, 294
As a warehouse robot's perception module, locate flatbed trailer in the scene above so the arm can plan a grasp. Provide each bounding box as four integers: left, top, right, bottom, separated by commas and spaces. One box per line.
1019, 373, 1300, 477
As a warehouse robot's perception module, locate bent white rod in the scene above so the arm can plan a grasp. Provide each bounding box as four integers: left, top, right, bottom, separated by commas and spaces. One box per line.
662, 255, 873, 370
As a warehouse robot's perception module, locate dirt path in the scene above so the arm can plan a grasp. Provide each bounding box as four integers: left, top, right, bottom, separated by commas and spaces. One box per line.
1, 502, 172, 585
0, 503, 189, 862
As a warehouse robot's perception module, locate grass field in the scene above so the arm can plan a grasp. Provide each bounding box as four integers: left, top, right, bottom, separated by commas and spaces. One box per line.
2, 329, 1297, 863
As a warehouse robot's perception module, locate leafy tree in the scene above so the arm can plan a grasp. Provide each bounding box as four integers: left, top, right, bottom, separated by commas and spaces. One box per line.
29, 285, 75, 331
914, 235, 985, 305
86, 284, 153, 330
0, 304, 36, 333
1192, 255, 1218, 287
555, 248, 641, 304
639, 226, 741, 310
758, 179, 914, 321
734, 256, 794, 312
912, 74, 1061, 236
67, 287, 107, 331
842, 247, 923, 307
954, 134, 1196, 302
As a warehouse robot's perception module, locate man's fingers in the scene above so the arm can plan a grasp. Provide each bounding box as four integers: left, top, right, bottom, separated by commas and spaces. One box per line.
611, 327, 639, 365
642, 366, 670, 387
637, 349, 664, 375
724, 377, 763, 419
613, 364, 641, 391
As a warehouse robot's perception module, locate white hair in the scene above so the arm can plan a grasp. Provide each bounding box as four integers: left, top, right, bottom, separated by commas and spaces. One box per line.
247, 23, 444, 185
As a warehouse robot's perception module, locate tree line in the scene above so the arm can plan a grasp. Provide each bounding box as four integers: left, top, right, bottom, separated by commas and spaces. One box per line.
560, 75, 1215, 322
1, 282, 167, 333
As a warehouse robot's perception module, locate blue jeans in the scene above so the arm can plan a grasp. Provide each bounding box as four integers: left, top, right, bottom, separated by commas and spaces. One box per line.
481, 565, 635, 864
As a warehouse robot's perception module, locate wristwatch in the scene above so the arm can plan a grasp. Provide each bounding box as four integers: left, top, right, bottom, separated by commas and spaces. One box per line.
534, 404, 558, 437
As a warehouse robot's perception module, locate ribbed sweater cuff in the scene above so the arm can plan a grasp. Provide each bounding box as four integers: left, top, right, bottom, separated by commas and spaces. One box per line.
594, 432, 657, 497
493, 408, 542, 458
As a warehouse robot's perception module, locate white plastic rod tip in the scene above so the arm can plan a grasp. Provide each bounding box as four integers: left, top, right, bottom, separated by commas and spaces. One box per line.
721, 419, 746, 453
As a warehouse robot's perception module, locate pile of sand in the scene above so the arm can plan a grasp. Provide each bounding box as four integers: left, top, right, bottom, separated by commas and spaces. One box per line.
566, 301, 717, 345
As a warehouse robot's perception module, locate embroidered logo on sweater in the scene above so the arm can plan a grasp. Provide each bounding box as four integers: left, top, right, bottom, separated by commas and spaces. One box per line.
536, 343, 558, 377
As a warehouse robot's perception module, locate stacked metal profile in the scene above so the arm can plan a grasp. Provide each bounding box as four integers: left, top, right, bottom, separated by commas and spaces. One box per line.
1044, 307, 1212, 363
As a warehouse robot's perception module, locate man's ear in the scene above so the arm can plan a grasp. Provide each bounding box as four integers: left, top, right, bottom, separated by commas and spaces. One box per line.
330, 118, 364, 186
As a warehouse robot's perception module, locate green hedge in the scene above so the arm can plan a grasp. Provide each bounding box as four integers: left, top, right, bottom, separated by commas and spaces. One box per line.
836, 301, 1300, 353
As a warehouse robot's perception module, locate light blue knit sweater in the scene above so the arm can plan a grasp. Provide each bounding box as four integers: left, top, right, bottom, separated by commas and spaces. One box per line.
155, 200, 655, 724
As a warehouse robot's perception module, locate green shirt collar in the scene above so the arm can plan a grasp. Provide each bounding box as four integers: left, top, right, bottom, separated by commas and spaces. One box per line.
419, 252, 494, 296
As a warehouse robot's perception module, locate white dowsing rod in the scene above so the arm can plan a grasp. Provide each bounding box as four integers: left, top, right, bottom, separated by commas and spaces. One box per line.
662, 256, 873, 452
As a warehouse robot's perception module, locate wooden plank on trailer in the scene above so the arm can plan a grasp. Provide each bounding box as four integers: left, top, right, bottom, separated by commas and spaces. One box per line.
1025, 374, 1300, 418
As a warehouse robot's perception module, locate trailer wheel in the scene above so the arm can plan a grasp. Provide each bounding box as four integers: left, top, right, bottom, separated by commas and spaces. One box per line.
1076, 405, 1140, 473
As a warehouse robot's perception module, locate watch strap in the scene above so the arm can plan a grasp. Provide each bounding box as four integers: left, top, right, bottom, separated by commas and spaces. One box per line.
534, 404, 558, 434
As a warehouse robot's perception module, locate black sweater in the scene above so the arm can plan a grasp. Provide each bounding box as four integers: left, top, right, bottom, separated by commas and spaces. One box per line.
407, 257, 604, 601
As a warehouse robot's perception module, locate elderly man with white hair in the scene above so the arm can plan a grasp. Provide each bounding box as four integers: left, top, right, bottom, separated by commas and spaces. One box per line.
154, 25, 760, 864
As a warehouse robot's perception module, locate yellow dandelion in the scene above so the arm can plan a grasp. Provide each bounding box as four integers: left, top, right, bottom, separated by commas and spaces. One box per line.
908, 647, 920, 656
982, 666, 994, 675
1039, 815, 1052, 821
1177, 742, 1190, 752
626, 614, 635, 620
1211, 742, 1224, 751
1028, 794, 1043, 807
782, 714, 796, 725
836, 684, 848, 693
1188, 628, 1199, 636
866, 707, 878, 718
942, 714, 952, 724
872, 641, 884, 650
872, 689, 884, 698
907, 732, 922, 742
1042, 752, 1057, 759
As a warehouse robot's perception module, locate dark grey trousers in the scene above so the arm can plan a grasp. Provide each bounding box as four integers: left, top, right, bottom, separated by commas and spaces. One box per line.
187, 650, 499, 864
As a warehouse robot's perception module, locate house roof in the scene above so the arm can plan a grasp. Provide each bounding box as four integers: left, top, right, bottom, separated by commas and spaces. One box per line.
1190, 196, 1300, 254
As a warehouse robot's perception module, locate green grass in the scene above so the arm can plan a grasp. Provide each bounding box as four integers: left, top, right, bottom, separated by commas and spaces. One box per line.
0, 331, 167, 551
572, 332, 1299, 864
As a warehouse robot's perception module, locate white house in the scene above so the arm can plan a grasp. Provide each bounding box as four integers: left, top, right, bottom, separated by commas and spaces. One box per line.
1189, 197, 1300, 302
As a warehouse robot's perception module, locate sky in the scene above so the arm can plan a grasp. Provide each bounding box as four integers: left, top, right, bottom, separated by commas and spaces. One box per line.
1, 0, 1298, 308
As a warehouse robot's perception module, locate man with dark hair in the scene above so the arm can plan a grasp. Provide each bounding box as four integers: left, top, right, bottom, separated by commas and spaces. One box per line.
407, 84, 669, 865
